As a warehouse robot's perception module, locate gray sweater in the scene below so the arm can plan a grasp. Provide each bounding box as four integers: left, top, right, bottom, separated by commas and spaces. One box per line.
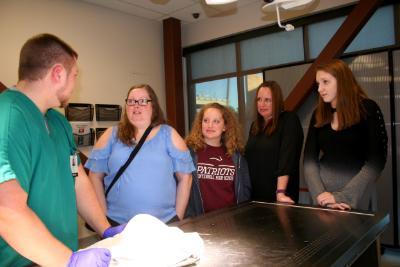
303, 99, 387, 210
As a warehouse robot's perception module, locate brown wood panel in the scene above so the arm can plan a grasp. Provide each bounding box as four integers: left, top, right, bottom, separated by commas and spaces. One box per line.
284, 0, 384, 111
163, 18, 185, 136
0, 81, 7, 93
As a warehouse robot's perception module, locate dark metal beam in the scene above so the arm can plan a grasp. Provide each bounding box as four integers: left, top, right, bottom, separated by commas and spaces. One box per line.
284, 0, 384, 111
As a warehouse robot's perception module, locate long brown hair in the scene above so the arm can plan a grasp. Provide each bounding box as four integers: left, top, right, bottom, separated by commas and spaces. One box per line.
250, 81, 284, 136
118, 84, 166, 145
186, 103, 244, 156
315, 59, 367, 129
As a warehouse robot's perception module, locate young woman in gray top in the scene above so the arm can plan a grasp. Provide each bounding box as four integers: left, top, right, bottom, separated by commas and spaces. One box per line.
303, 59, 387, 211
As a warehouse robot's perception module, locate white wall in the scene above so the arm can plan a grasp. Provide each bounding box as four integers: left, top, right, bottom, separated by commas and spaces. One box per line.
0, 0, 360, 118
0, 0, 165, 112
182, 0, 358, 47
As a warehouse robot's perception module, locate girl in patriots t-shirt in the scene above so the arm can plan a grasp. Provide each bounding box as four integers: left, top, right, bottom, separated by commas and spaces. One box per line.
185, 103, 252, 217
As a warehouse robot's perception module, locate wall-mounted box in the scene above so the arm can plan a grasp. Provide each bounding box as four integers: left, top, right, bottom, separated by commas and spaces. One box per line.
95, 104, 121, 121
65, 103, 94, 121
71, 122, 95, 146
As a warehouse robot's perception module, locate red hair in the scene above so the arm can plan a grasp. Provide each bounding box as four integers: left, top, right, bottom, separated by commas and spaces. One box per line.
315, 59, 367, 130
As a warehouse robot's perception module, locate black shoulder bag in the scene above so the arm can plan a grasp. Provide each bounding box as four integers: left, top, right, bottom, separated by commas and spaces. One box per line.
105, 125, 153, 198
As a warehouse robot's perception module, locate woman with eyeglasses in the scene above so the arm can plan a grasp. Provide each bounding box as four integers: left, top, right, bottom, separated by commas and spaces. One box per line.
245, 81, 304, 204
85, 84, 194, 225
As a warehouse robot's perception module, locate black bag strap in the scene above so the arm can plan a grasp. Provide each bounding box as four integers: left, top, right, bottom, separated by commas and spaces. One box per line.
105, 125, 153, 197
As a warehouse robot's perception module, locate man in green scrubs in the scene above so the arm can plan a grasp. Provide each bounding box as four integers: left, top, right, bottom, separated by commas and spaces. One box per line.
0, 34, 119, 266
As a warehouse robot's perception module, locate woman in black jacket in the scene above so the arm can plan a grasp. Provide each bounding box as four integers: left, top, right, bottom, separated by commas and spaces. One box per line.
245, 81, 304, 203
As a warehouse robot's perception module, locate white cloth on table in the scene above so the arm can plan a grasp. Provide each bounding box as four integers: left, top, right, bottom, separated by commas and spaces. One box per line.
86, 214, 204, 266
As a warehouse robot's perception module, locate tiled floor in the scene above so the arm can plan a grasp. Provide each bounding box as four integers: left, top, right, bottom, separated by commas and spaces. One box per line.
381, 247, 400, 267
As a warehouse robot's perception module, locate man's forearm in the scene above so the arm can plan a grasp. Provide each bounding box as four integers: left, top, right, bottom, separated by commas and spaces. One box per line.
89, 171, 107, 213
0, 205, 71, 266
75, 165, 110, 235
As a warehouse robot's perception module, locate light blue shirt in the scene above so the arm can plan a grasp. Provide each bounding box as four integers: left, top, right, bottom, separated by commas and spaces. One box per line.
85, 124, 195, 223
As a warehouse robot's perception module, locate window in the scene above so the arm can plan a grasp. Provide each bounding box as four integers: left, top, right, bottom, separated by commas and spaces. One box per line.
308, 16, 345, 59
185, 3, 397, 140
190, 44, 236, 79
243, 73, 263, 135
240, 28, 304, 70
345, 5, 395, 53
308, 5, 395, 58
194, 78, 238, 112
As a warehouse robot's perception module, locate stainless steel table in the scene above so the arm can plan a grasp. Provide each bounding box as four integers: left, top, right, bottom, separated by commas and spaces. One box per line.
174, 202, 389, 267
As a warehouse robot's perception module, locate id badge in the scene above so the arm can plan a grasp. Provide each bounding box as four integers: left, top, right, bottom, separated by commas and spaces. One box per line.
70, 153, 79, 177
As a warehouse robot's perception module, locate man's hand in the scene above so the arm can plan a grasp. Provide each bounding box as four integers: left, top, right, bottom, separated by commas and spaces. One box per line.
68, 248, 111, 267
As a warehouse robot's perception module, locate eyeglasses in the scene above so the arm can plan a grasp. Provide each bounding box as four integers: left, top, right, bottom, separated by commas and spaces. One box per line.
125, 98, 152, 106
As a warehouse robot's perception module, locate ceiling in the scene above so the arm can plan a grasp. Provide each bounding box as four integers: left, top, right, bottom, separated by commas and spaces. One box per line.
79, 0, 261, 24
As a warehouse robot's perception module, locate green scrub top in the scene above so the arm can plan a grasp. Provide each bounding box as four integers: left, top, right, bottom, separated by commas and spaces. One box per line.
0, 89, 78, 266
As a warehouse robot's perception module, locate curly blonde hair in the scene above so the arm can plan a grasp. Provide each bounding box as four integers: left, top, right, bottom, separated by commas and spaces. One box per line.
186, 103, 244, 156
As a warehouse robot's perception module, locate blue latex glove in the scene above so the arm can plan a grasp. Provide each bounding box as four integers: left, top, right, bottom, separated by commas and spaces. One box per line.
102, 223, 127, 239
68, 248, 111, 267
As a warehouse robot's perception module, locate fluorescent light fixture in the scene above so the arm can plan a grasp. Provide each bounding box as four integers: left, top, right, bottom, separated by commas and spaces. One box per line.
205, 0, 237, 5
280, 0, 313, 9
262, 0, 313, 10
262, 0, 314, 31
